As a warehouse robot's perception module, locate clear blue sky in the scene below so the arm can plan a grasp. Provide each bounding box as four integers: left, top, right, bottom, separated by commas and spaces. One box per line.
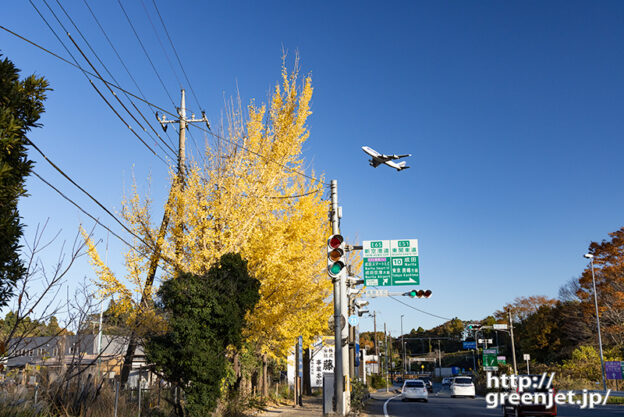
2, 1, 623, 335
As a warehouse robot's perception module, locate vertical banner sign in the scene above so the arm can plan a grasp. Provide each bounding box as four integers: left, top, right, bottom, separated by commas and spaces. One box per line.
363, 239, 419, 286
605, 361, 623, 380
310, 337, 335, 388
297, 336, 303, 378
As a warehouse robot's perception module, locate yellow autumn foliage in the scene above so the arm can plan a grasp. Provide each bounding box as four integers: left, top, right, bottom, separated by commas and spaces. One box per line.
84, 62, 331, 356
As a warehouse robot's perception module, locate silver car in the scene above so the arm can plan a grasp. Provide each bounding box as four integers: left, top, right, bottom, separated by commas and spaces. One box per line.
401, 379, 429, 402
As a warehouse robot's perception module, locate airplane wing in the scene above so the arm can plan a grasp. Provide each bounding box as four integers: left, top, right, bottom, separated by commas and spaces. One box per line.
382, 154, 412, 160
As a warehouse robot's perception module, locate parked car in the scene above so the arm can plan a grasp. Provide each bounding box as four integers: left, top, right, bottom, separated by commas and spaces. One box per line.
502, 375, 557, 416
401, 379, 428, 402
442, 377, 453, 386
450, 376, 475, 398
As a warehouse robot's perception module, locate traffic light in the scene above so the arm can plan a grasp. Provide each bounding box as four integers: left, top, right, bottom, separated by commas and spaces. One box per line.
404, 289, 432, 298
327, 234, 346, 278
467, 323, 481, 331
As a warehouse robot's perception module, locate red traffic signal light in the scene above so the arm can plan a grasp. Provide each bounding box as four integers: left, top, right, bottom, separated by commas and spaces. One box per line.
327, 235, 345, 278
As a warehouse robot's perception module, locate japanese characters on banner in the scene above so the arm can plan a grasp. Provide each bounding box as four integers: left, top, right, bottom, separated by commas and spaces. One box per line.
310, 337, 335, 388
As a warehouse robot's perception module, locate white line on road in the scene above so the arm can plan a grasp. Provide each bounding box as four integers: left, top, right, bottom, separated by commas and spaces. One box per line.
383, 395, 400, 417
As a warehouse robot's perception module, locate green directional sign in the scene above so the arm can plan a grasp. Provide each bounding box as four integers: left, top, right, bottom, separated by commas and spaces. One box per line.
483, 348, 499, 371
363, 239, 419, 286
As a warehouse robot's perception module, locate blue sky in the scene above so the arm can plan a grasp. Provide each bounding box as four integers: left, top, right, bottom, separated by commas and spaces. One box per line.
2, 1, 623, 335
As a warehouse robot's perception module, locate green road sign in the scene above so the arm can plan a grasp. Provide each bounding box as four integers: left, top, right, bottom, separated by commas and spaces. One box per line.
483, 348, 498, 371
363, 239, 419, 286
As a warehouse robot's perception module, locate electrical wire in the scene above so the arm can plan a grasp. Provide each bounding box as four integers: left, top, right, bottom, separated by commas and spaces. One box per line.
139, 0, 182, 90
32, 171, 175, 271
116, 0, 176, 107
31, 0, 170, 166
26, 138, 165, 257
0, 25, 330, 188
81, 0, 177, 151
265, 187, 325, 199
385, 293, 454, 321
66, 33, 173, 164
151, 0, 202, 113
55, 0, 177, 159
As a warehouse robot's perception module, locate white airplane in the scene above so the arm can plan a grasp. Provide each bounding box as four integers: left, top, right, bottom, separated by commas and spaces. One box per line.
361, 146, 411, 171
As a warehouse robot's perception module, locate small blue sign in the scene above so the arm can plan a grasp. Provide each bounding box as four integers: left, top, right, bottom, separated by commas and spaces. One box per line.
348, 315, 359, 326
451, 366, 460, 375
355, 343, 360, 367
463, 341, 477, 349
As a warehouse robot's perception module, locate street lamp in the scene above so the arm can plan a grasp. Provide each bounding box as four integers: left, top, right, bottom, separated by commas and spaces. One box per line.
584, 253, 607, 392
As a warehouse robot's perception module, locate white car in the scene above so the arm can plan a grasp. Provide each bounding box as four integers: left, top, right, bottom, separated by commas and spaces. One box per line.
401, 379, 428, 402
450, 376, 475, 398
442, 377, 453, 386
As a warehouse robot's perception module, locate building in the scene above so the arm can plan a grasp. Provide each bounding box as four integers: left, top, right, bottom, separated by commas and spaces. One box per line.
2, 334, 150, 387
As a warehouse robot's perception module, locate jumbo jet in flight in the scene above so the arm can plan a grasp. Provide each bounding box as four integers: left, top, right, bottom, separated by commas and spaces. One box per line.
361, 146, 411, 171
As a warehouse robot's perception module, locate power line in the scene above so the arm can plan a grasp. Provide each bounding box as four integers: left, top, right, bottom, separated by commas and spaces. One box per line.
139, 0, 182, 90
116, 0, 176, 107
32, 171, 175, 271
0, 25, 330, 188
81, 0, 177, 151
66, 33, 172, 165
265, 187, 325, 199
138, 0, 205, 165
32, 0, 170, 166
26, 138, 166, 257
384, 293, 454, 322
151, 0, 202, 113
55, 0, 177, 159
195, 126, 329, 187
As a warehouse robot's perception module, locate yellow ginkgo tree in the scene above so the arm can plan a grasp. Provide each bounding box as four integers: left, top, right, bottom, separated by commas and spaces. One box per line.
83, 62, 332, 369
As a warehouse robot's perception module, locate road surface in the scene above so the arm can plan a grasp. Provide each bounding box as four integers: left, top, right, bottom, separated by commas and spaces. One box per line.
365, 385, 623, 417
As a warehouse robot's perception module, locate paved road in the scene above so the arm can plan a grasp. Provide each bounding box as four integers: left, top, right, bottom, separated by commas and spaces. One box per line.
365, 386, 623, 417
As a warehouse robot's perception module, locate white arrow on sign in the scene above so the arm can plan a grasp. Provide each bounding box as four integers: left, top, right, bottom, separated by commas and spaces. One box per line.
393, 277, 418, 284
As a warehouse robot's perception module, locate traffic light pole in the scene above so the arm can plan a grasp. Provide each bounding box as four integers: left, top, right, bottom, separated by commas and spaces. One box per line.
330, 180, 345, 415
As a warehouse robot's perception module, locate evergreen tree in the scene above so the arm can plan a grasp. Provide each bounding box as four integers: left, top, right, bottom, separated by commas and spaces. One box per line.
0, 54, 49, 307
145, 253, 260, 416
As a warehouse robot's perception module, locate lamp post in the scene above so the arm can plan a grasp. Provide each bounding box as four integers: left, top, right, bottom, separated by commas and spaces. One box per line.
584, 253, 607, 392
400, 315, 406, 375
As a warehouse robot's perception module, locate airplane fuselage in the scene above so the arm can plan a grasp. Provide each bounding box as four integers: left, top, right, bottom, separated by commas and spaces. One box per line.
361, 146, 411, 171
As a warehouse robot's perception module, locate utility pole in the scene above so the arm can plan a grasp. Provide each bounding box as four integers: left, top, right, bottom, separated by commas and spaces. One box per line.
349, 302, 355, 380
373, 312, 378, 374
158, 90, 210, 261
120, 89, 209, 386
508, 309, 518, 375
437, 339, 441, 376
384, 323, 389, 392
401, 315, 405, 376
586, 254, 608, 392
340, 262, 350, 411
329, 180, 345, 415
